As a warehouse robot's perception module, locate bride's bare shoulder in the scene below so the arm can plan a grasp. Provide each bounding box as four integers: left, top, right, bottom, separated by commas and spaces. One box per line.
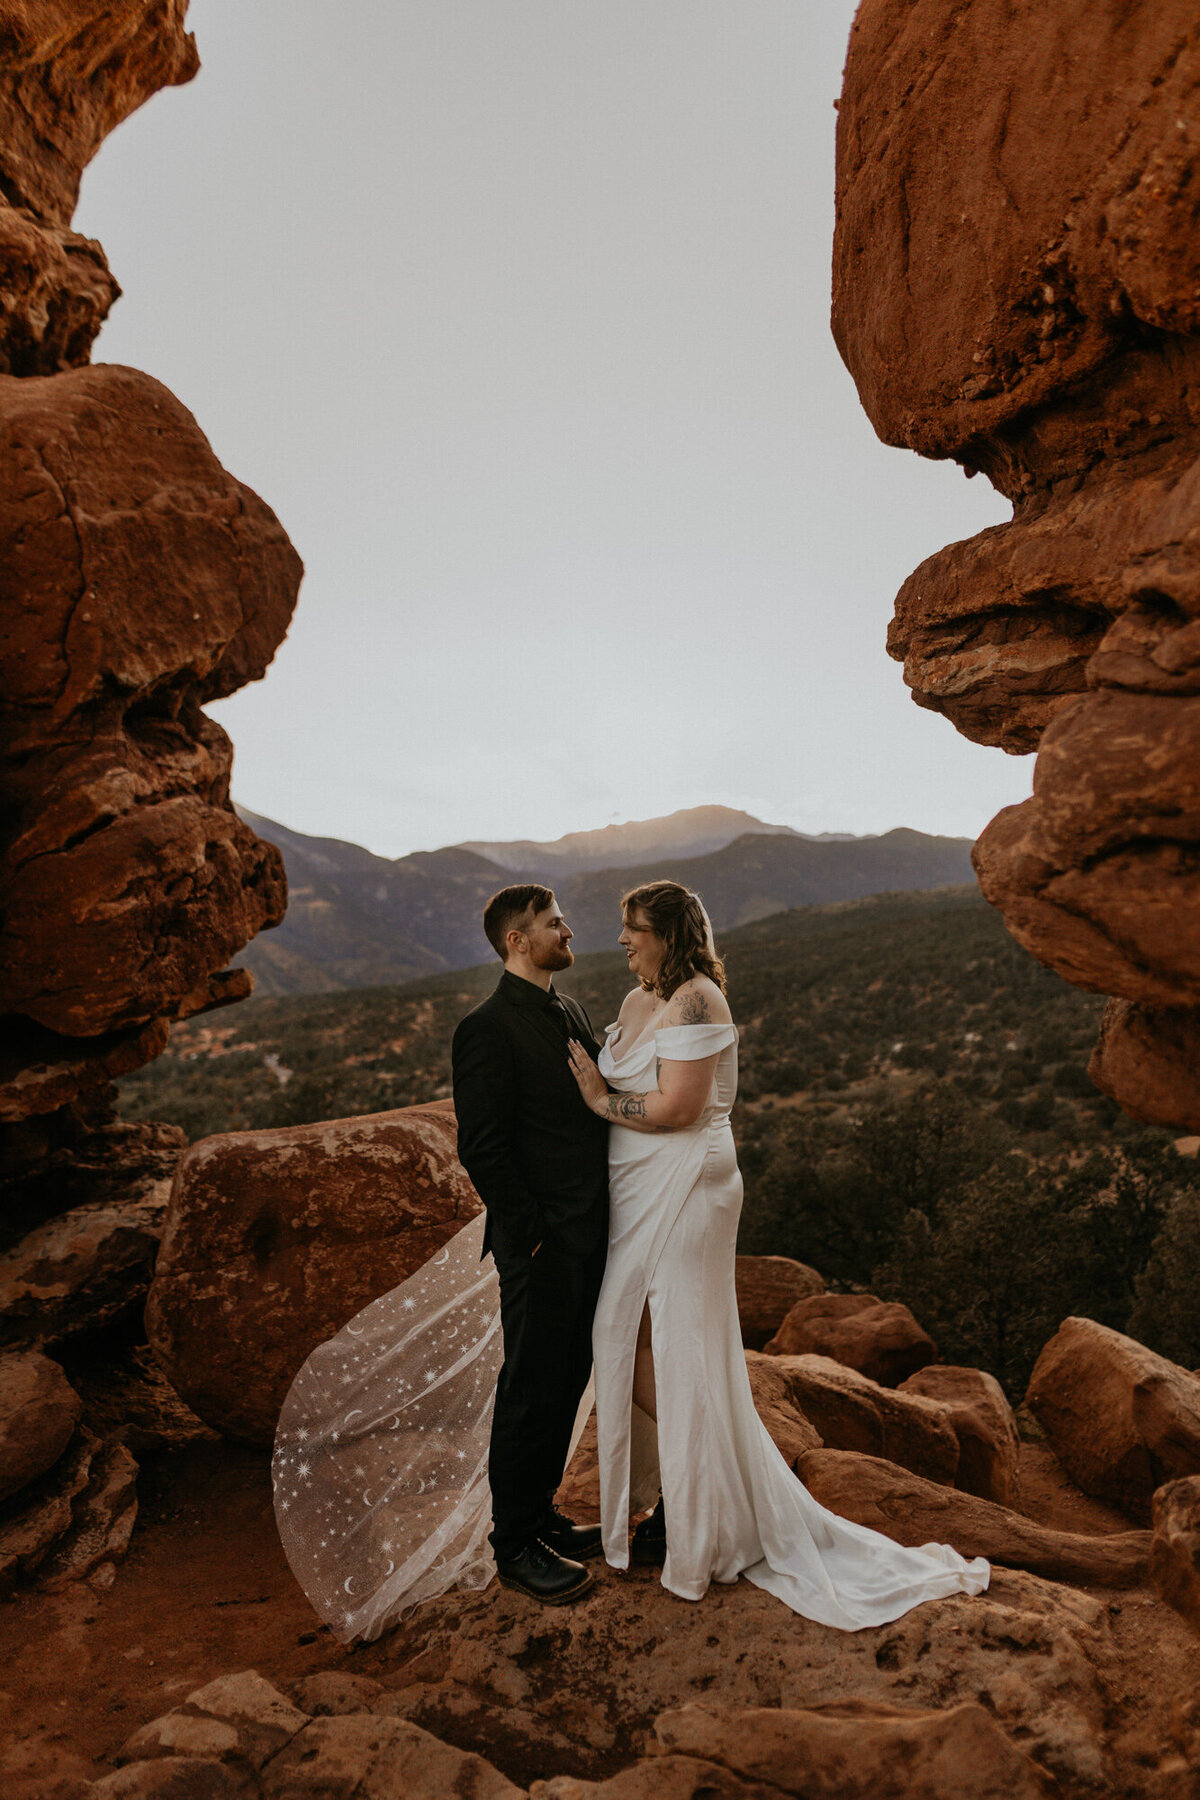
663, 975, 732, 1026
618, 985, 653, 1020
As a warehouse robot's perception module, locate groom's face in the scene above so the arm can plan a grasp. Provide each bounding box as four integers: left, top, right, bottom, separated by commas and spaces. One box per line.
524, 899, 575, 971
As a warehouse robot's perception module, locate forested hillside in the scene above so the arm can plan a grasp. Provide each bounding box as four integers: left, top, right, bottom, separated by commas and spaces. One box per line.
234, 806, 975, 994
122, 888, 1200, 1391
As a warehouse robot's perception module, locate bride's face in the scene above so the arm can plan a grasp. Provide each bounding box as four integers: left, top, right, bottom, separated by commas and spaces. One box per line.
618, 908, 666, 984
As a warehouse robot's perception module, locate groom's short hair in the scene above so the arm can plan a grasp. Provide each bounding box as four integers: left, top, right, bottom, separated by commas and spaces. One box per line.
483, 884, 555, 961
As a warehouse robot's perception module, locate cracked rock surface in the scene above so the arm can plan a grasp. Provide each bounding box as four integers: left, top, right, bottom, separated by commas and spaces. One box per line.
0, 1, 301, 1237
833, 0, 1200, 1127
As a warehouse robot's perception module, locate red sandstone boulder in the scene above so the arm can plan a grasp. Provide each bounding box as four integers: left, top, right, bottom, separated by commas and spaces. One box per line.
262, 1715, 521, 1799
0, 1181, 171, 1348
0, 208, 118, 378
0, 1422, 138, 1595
1089, 1000, 1200, 1133
89, 1758, 248, 1798
900, 1365, 1020, 1508
0, 365, 300, 1048
646, 1700, 1056, 1800
747, 1352, 958, 1486
734, 1255, 825, 1351
833, 1, 1200, 1131
1024, 1318, 1200, 1524
799, 1448, 1151, 1590
834, 0, 1200, 462
972, 692, 1200, 1012
0, 1349, 81, 1501
112, 1671, 521, 1798
146, 1102, 481, 1443
1150, 1475, 1200, 1636
0, 2, 198, 230
365, 1566, 1113, 1791
0, 5, 302, 1220
764, 1293, 935, 1386
744, 1356, 823, 1468
118, 1670, 309, 1771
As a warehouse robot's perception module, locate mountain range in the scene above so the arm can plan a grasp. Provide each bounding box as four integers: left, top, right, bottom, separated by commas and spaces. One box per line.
234, 805, 976, 996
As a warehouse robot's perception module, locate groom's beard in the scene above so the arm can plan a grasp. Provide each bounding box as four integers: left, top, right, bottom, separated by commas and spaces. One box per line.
532, 943, 574, 972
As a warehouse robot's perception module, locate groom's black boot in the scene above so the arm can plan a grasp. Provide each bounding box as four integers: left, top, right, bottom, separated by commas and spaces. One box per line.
538, 1503, 604, 1561
496, 1537, 595, 1604
631, 1494, 666, 1566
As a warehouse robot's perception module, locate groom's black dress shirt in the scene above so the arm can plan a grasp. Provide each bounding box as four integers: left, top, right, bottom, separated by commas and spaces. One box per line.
452, 970, 609, 1260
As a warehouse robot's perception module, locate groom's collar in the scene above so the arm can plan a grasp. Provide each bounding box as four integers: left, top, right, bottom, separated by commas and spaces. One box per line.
499, 969, 559, 1009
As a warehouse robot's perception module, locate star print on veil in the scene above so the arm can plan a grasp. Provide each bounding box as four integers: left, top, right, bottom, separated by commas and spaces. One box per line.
273, 1208, 595, 1643
272, 1211, 503, 1643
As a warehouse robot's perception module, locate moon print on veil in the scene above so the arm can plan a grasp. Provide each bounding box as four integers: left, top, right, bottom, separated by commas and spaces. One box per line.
273, 1209, 593, 1643
272, 1211, 505, 1643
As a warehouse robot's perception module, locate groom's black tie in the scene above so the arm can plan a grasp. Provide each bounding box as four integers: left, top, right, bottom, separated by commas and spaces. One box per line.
546, 993, 575, 1041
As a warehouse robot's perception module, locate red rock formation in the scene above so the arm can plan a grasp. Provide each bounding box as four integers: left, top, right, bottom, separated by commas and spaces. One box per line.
1088, 1001, 1200, 1130
0, 1349, 81, 1500
0, 2, 197, 376
146, 1102, 482, 1442
764, 1293, 935, 1387
900, 1365, 1021, 1509
0, 364, 298, 1043
105, 1671, 522, 1799
0, 2, 302, 1227
748, 1352, 959, 1486
734, 1254, 825, 1351
648, 1700, 1057, 1800
798, 1448, 1151, 1591
743, 1354, 824, 1469
1150, 1475, 1200, 1635
833, 0, 1200, 1127
0, 1179, 172, 1349
1025, 1317, 1200, 1524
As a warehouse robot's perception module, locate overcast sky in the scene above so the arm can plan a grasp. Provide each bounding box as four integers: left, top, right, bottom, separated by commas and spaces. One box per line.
79, 0, 1027, 858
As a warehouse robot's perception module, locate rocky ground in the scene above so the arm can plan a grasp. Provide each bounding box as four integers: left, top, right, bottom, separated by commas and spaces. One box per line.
3, 1136, 1200, 1798
1, 1414, 1197, 1800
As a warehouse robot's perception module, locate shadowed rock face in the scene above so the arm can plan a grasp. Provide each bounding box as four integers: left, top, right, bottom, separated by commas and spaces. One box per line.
0, 2, 302, 1220
0, 0, 198, 373
833, 0, 1200, 1128
146, 1102, 481, 1442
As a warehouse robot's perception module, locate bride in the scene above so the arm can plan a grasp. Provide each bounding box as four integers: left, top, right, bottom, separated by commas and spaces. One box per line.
272, 881, 988, 1641
567, 879, 988, 1626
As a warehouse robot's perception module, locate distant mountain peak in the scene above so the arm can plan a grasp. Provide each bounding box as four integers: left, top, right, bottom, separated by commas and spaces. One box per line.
457, 804, 808, 875
230, 801, 975, 997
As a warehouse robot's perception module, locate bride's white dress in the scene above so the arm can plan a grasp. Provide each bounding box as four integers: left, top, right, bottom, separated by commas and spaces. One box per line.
590, 1016, 990, 1627
273, 1015, 987, 1644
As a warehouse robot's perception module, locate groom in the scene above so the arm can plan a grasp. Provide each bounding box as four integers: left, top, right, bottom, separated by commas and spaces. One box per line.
452, 885, 609, 1603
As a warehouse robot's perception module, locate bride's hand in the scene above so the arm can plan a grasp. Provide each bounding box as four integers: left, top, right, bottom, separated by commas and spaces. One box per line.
567, 1040, 609, 1116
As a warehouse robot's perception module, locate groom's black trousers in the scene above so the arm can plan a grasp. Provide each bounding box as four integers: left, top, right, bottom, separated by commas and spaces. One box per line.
452, 971, 609, 1558
488, 1233, 607, 1559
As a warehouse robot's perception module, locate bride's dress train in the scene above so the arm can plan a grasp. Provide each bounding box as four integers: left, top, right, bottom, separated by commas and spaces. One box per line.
274, 1021, 987, 1642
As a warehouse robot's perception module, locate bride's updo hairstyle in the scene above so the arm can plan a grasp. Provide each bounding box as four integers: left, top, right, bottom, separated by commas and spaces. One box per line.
621, 880, 726, 1000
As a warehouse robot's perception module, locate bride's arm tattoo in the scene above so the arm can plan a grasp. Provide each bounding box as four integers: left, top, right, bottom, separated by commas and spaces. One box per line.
604, 1092, 667, 1130
678, 990, 712, 1023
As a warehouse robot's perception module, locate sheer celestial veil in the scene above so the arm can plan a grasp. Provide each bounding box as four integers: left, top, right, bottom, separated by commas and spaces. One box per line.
273, 1211, 590, 1642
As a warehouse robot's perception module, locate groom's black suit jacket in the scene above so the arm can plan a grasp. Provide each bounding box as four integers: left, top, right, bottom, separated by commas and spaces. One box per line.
452, 970, 609, 1261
